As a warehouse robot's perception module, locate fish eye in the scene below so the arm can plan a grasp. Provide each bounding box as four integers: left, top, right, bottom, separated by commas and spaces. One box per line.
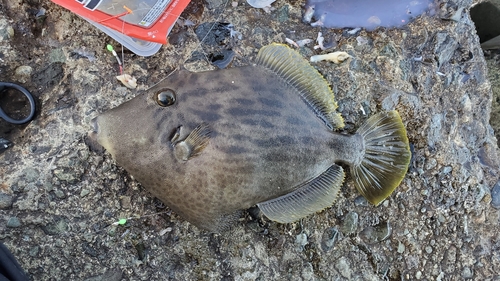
155, 89, 176, 107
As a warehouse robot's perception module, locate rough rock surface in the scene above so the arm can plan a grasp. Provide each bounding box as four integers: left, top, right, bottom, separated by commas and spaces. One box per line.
1, 0, 500, 280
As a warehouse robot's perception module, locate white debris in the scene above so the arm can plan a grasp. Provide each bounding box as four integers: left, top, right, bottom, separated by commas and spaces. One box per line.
286, 38, 312, 48
246, 0, 276, 9
226, 24, 243, 39
314, 32, 325, 50
310, 13, 325, 27
296, 39, 312, 47
285, 38, 299, 48
347, 27, 361, 35
303, 5, 315, 23
116, 74, 137, 89
310, 51, 351, 64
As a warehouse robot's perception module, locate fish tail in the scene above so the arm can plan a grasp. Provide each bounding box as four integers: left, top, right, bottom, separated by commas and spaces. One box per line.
351, 110, 411, 206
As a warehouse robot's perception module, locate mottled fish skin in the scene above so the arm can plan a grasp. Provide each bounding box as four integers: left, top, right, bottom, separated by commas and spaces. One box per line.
90, 44, 411, 232
90, 66, 362, 231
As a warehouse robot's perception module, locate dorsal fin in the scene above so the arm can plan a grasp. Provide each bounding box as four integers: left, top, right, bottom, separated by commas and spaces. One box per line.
256, 43, 344, 130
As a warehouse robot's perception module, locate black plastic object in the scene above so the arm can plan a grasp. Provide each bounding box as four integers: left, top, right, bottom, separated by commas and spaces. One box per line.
0, 82, 36, 125
0, 242, 29, 281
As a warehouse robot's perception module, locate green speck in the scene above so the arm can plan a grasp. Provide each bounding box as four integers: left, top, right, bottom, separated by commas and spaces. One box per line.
118, 218, 127, 225
107, 44, 114, 52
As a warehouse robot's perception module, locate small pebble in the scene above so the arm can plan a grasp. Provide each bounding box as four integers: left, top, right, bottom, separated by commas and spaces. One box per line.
121, 196, 131, 209
425, 246, 433, 253
14, 65, 32, 83
54, 190, 66, 199
441, 166, 452, 174
321, 227, 339, 251
339, 212, 358, 235
490, 180, 500, 209
29, 246, 39, 257
359, 221, 392, 244
354, 196, 369, 206
335, 257, 352, 279
7, 217, 21, 228
397, 241, 405, 253
80, 189, 90, 197
159, 227, 173, 236
0, 192, 14, 209
461, 266, 473, 279
295, 233, 308, 250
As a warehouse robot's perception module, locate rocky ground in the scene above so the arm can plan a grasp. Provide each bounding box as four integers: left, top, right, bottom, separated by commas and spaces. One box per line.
1, 0, 500, 280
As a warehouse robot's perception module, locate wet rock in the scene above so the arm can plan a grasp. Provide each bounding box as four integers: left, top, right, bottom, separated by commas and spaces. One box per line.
335, 257, 353, 279
6, 217, 21, 228
0, 18, 14, 41
320, 227, 339, 252
54, 189, 66, 199
53, 168, 80, 183
339, 212, 358, 235
434, 32, 459, 67
195, 22, 230, 46
397, 241, 405, 253
295, 233, 308, 250
120, 196, 131, 209
359, 221, 392, 244
461, 266, 473, 279
29, 246, 39, 257
490, 180, 500, 209
354, 196, 369, 206
80, 188, 90, 197
84, 269, 123, 281
49, 48, 66, 63
2, 0, 500, 279
0, 192, 14, 209
82, 242, 99, 257
205, 0, 225, 10
276, 5, 289, 22
23, 168, 39, 182
14, 65, 32, 83
41, 218, 69, 235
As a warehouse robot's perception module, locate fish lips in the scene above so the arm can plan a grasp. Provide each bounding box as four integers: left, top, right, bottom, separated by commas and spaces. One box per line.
86, 117, 105, 153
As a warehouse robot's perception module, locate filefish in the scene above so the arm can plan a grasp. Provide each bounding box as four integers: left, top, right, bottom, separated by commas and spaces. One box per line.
89, 44, 411, 232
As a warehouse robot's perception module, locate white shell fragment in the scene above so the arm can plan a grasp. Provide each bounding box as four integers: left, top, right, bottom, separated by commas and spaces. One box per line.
285, 38, 299, 48
116, 74, 137, 89
246, 0, 276, 8
314, 32, 325, 50
310, 51, 351, 64
296, 39, 312, 47
286, 38, 313, 48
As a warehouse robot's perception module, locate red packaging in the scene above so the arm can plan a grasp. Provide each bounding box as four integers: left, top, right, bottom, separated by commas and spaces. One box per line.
51, 0, 191, 44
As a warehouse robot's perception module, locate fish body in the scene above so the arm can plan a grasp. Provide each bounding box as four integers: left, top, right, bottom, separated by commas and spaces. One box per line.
90, 44, 411, 232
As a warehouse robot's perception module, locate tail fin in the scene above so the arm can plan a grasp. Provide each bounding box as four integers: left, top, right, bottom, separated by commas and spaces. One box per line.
351, 110, 411, 206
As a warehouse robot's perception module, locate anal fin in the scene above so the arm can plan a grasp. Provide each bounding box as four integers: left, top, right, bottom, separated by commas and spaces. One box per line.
257, 165, 345, 223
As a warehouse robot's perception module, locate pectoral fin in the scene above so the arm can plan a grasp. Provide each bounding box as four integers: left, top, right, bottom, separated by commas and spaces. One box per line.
257, 165, 345, 223
173, 123, 211, 161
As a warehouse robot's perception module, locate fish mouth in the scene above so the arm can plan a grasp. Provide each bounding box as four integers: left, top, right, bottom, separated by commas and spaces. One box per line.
86, 117, 105, 153
91, 117, 99, 134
